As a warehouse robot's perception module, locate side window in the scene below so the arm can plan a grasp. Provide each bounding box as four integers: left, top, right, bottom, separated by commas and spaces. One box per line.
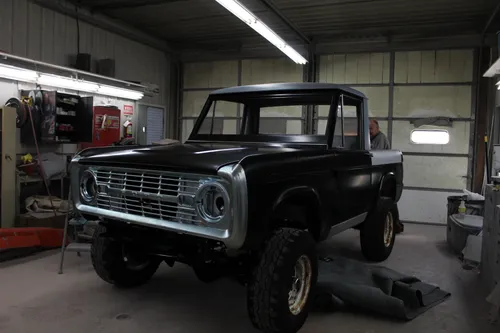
333, 95, 361, 149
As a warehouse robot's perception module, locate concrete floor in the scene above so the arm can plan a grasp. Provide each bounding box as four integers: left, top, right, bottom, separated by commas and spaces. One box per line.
0, 224, 497, 333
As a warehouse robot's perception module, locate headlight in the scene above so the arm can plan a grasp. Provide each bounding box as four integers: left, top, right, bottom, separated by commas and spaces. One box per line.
80, 169, 97, 203
195, 181, 229, 223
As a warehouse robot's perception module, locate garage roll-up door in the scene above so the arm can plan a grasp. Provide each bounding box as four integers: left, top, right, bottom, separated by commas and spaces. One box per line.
180, 50, 474, 225
180, 59, 303, 141
319, 49, 474, 224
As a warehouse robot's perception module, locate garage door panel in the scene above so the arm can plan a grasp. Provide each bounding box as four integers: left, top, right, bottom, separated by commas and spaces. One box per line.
395, 49, 473, 83
262, 106, 302, 117
403, 155, 467, 189
223, 119, 238, 134
399, 189, 460, 224
182, 91, 237, 117
358, 87, 389, 117
286, 120, 303, 134
392, 120, 470, 154
183, 61, 238, 89
241, 58, 302, 85
181, 119, 194, 142
317, 86, 389, 117
315, 119, 387, 137
319, 53, 390, 84
393, 86, 472, 118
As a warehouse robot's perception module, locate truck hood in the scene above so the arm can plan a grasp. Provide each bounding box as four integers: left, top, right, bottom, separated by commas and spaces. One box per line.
76, 143, 302, 174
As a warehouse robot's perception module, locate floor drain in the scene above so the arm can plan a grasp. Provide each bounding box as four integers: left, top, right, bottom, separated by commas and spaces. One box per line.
115, 313, 131, 320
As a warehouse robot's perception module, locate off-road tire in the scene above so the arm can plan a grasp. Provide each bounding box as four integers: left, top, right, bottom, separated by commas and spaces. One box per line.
91, 224, 161, 288
360, 196, 395, 262
247, 228, 318, 333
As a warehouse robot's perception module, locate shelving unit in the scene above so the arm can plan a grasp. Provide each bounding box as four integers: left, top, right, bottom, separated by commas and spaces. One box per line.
20, 90, 93, 144
1, 107, 18, 228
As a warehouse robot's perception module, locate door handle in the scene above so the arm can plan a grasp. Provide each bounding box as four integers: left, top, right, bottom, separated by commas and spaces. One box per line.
5, 154, 12, 161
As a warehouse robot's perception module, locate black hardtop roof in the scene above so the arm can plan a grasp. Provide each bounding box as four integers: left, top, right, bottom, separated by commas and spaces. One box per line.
210, 83, 367, 99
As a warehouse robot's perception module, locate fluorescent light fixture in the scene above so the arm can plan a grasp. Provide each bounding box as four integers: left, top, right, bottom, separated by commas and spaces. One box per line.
0, 63, 38, 82
38, 74, 99, 93
215, 0, 308, 65
0, 63, 144, 100
410, 129, 450, 145
98, 85, 144, 100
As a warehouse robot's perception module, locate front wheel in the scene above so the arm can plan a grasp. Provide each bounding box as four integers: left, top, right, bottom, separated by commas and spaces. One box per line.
247, 228, 318, 333
360, 197, 396, 262
91, 224, 161, 288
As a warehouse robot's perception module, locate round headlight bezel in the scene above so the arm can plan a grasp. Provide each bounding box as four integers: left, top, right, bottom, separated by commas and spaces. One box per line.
80, 169, 98, 204
194, 181, 230, 224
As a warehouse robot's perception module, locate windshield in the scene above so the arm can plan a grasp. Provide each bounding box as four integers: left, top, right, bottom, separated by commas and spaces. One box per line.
188, 92, 339, 144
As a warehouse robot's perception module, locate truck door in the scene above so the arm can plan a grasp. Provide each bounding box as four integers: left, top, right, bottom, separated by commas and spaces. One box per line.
330, 94, 373, 222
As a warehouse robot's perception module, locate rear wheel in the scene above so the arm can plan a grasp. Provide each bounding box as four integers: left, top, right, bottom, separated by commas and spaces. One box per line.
247, 228, 318, 333
91, 224, 161, 288
360, 197, 395, 262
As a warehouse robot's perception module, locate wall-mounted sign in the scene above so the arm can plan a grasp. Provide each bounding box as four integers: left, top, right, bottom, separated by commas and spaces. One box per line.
124, 104, 134, 116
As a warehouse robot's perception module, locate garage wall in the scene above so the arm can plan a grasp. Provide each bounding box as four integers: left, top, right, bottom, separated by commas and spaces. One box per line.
181, 49, 475, 225
180, 58, 303, 141
320, 49, 474, 224
0, 0, 169, 107
0, 0, 170, 153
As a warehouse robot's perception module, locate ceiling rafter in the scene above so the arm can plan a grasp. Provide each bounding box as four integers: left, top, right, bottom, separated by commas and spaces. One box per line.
91, 0, 187, 13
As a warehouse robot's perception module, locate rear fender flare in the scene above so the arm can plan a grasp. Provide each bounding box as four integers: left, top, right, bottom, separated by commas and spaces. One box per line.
378, 172, 397, 202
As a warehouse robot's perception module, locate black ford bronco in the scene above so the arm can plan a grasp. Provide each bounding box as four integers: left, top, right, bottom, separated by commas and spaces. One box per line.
71, 83, 403, 333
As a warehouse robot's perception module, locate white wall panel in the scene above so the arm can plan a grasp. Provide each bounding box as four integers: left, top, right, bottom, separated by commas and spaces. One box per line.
317, 87, 389, 117
319, 53, 390, 84
393, 86, 472, 118
403, 155, 468, 189
358, 87, 390, 117
223, 119, 238, 134
241, 58, 302, 85
0, 0, 168, 106
286, 120, 302, 134
182, 91, 237, 117
399, 190, 459, 224
182, 119, 194, 142
392, 120, 470, 154
395, 50, 473, 83
182, 91, 209, 117
183, 61, 238, 89
261, 106, 302, 117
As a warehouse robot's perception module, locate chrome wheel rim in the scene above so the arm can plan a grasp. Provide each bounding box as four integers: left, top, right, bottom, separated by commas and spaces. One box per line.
384, 212, 394, 247
288, 255, 312, 316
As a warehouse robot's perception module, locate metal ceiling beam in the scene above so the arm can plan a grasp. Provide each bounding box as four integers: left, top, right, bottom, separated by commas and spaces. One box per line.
31, 0, 175, 53
481, 1, 500, 36
257, 0, 311, 45
91, 0, 186, 13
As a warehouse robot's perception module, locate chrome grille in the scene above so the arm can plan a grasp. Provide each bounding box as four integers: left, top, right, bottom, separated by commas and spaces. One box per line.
93, 168, 205, 225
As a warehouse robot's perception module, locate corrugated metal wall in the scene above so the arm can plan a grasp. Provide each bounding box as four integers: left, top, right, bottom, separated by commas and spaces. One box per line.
180, 50, 475, 224
0, 0, 168, 107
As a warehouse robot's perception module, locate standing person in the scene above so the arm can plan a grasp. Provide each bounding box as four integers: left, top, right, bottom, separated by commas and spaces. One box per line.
369, 119, 390, 150
369, 119, 404, 233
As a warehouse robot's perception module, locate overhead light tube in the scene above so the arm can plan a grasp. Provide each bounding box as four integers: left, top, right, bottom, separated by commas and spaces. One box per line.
0, 64, 38, 82
38, 74, 99, 93
98, 85, 144, 100
0, 63, 144, 100
215, 0, 308, 65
